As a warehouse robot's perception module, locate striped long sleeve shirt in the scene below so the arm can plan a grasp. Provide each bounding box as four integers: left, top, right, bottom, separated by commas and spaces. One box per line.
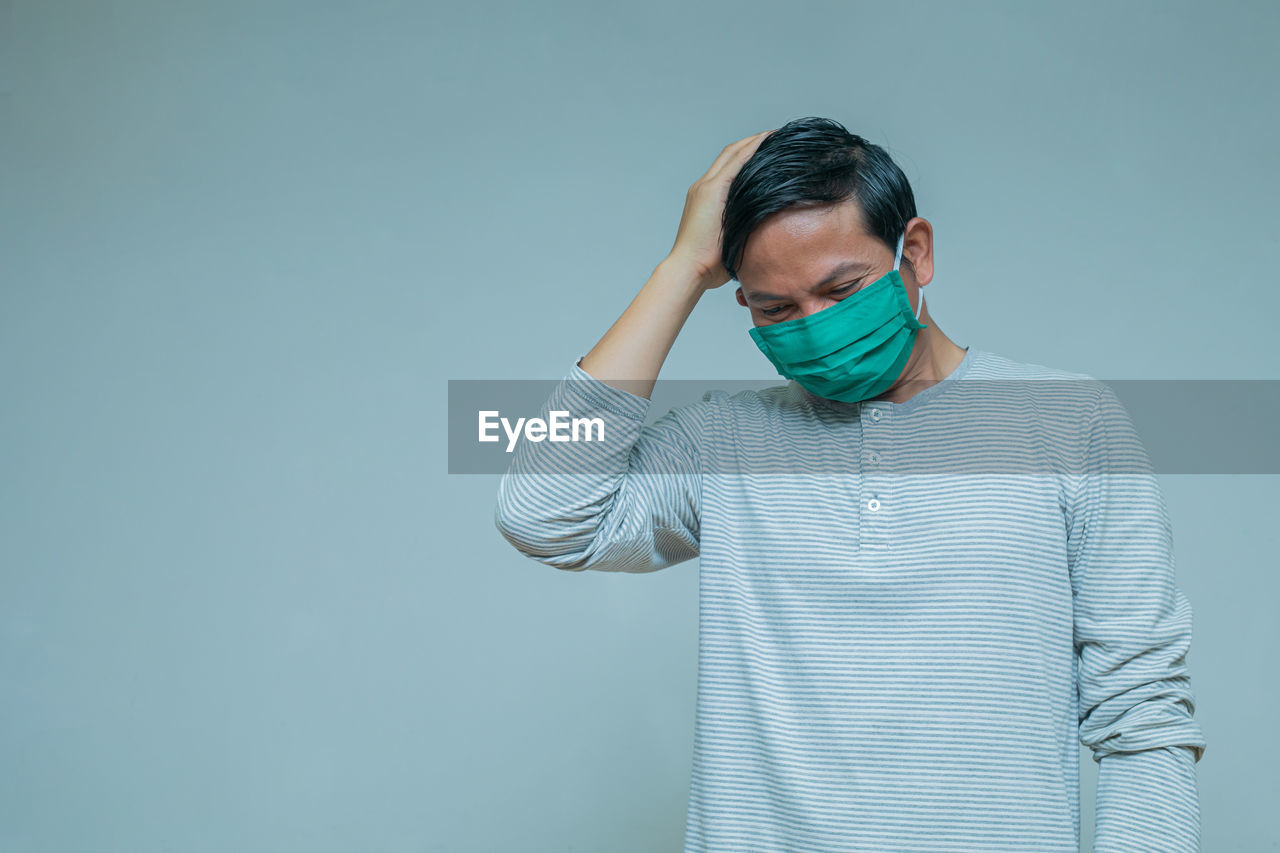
493, 345, 1207, 852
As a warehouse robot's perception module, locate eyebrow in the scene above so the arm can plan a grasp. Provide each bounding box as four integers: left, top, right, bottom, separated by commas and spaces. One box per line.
743, 259, 874, 302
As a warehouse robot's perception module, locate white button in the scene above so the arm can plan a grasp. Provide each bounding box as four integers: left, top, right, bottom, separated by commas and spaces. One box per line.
869, 409, 882, 422
867, 498, 881, 512
867, 451, 881, 464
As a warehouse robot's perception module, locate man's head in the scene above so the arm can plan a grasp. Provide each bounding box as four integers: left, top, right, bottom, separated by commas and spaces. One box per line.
723, 117, 931, 325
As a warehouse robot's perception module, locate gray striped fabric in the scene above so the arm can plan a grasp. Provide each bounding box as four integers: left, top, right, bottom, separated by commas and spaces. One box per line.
494, 346, 1206, 852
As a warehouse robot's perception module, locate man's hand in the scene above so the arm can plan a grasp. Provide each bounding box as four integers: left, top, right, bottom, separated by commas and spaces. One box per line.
577, 129, 772, 397
666, 130, 772, 292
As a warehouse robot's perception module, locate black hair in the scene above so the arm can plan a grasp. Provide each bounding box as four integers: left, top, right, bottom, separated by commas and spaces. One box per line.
721, 116, 917, 282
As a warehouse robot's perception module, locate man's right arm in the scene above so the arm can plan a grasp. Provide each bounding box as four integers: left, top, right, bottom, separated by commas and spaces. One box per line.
493, 130, 773, 572
491, 253, 715, 574
492, 348, 710, 573
578, 130, 773, 399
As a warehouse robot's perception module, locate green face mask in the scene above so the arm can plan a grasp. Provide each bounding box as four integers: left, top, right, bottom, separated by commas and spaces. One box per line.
747, 232, 928, 403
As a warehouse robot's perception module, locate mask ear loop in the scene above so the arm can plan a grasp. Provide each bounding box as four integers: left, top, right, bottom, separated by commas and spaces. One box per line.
893, 231, 925, 321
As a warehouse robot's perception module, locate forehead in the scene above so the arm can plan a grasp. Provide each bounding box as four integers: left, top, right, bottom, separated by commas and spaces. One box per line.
737, 201, 879, 289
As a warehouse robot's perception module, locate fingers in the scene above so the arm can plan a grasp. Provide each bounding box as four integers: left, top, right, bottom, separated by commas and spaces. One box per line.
703, 130, 772, 181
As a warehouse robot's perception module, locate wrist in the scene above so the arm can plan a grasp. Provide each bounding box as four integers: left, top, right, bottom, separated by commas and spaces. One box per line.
652, 257, 711, 305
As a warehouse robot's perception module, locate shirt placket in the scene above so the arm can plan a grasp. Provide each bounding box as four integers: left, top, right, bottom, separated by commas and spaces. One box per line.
859, 402, 891, 551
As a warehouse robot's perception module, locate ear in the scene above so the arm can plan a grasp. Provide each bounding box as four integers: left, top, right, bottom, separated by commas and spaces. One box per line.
735, 287, 748, 307
901, 217, 935, 288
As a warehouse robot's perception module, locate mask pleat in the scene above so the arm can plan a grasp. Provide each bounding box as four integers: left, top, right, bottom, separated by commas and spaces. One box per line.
747, 267, 925, 402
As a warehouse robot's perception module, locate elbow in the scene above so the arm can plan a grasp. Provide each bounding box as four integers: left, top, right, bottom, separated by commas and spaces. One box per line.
492, 493, 523, 550
492, 493, 593, 572
492, 494, 541, 559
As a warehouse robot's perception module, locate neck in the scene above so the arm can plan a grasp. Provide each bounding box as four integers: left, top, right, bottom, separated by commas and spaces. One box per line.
875, 320, 968, 405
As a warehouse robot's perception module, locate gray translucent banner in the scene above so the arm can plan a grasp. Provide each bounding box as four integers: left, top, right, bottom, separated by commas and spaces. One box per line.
448, 378, 1279, 475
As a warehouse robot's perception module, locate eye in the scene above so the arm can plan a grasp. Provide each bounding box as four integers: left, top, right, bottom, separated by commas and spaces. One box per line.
761, 305, 786, 317
831, 280, 861, 296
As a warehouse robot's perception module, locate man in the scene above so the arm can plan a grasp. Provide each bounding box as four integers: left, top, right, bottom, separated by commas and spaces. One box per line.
494, 117, 1206, 852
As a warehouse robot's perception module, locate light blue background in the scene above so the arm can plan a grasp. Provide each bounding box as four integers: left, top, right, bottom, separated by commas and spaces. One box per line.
2, 1, 1276, 850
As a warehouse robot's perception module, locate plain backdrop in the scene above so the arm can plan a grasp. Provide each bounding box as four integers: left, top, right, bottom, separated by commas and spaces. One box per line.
2, 1, 1277, 850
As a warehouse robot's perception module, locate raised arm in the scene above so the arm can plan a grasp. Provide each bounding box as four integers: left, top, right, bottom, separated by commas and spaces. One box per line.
578, 129, 772, 397
493, 130, 771, 572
